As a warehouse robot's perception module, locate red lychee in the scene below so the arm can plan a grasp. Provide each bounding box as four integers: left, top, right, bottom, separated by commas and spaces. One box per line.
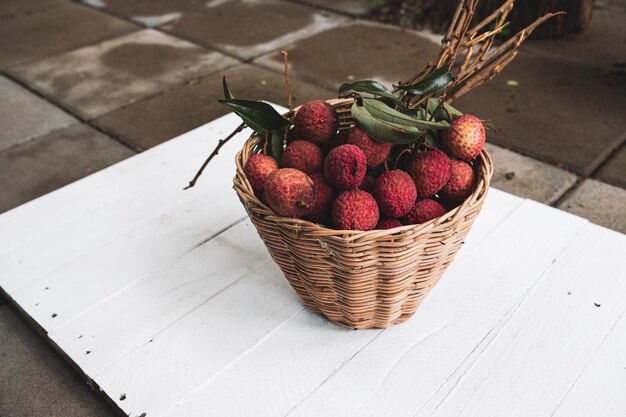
305, 173, 337, 225
244, 153, 278, 193
324, 144, 367, 190
441, 114, 486, 161
373, 170, 417, 218
402, 198, 446, 225
264, 168, 316, 218
347, 126, 391, 167
282, 140, 323, 175
324, 129, 349, 154
406, 148, 451, 197
359, 175, 375, 193
440, 160, 476, 204
294, 100, 338, 144
377, 217, 402, 230
331, 189, 379, 231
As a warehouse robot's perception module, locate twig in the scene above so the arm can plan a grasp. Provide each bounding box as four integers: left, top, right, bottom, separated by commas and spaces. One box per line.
280, 50, 292, 111
184, 122, 246, 190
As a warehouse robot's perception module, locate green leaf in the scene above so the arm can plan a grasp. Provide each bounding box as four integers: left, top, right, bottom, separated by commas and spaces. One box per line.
219, 99, 292, 134
362, 98, 450, 130
426, 98, 463, 121
338, 80, 405, 107
481, 119, 498, 133
351, 102, 424, 145
271, 129, 285, 165
424, 131, 440, 148
222, 76, 234, 99
399, 66, 453, 96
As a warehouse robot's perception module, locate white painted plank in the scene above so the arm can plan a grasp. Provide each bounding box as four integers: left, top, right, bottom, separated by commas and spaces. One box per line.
48, 220, 268, 377
281, 201, 588, 417
93, 262, 303, 417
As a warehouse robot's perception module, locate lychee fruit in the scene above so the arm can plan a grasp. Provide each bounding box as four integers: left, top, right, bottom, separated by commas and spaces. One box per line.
244, 153, 279, 193
264, 168, 316, 218
373, 170, 417, 218
439, 160, 476, 204
324, 144, 367, 190
406, 148, 451, 197
377, 217, 402, 230
282, 140, 323, 175
441, 114, 486, 161
358, 175, 375, 193
347, 126, 391, 167
324, 129, 349, 153
402, 198, 446, 225
305, 173, 336, 225
331, 189, 379, 231
294, 100, 338, 144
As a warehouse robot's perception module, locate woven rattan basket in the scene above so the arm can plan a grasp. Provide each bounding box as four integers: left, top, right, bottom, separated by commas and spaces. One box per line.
233, 98, 493, 329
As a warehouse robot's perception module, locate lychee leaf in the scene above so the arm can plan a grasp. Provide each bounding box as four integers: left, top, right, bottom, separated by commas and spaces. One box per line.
338, 80, 405, 107
362, 99, 450, 130
222, 76, 234, 100
351, 102, 424, 145
426, 98, 463, 121
270, 129, 284, 165
398, 66, 453, 96
219, 99, 292, 134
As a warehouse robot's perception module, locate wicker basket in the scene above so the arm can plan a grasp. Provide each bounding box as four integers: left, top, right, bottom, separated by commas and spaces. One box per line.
233, 98, 493, 329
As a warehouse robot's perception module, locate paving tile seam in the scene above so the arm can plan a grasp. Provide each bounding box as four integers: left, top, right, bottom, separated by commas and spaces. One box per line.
284, 0, 365, 17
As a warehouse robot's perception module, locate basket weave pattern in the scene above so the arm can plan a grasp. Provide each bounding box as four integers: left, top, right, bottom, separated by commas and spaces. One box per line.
233, 99, 493, 329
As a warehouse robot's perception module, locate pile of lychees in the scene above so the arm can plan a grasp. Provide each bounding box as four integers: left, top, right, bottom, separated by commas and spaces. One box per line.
244, 99, 485, 231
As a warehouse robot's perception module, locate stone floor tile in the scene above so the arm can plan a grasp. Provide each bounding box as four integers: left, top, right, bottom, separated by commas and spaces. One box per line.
0, 305, 118, 417
558, 179, 626, 234
595, 143, 626, 189
81, 0, 208, 27
486, 143, 579, 205
0, 0, 63, 19
522, 11, 626, 70
0, 75, 77, 152
9, 30, 239, 119
596, 0, 626, 12
454, 53, 626, 176
93, 64, 335, 150
293, 0, 373, 16
0, 3, 138, 68
160, 0, 347, 61
0, 124, 134, 214
255, 21, 441, 90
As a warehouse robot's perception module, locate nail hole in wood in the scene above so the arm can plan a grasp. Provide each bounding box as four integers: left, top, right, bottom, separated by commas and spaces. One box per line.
120, 393, 126, 401
51, 313, 57, 318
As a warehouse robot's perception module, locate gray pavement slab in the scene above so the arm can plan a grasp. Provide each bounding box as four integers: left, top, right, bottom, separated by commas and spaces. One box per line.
0, 124, 134, 214
0, 2, 138, 69
558, 179, 626, 234
160, 0, 347, 61
0, 304, 118, 417
597, 0, 626, 12
595, 143, 626, 189
255, 21, 441, 90
9, 30, 239, 119
293, 0, 374, 16
522, 10, 626, 70
93, 64, 335, 150
81, 0, 209, 27
486, 143, 579, 205
0, 75, 77, 152
0, 0, 63, 19
454, 53, 626, 177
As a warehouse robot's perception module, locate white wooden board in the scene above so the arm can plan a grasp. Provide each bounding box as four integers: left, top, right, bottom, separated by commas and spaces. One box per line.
1, 110, 625, 417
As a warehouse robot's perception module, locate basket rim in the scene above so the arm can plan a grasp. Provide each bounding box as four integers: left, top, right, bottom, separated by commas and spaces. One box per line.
233, 98, 494, 242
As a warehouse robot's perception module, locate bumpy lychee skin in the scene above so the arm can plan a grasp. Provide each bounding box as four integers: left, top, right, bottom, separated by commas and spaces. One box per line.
264, 168, 316, 218
358, 175, 375, 193
324, 144, 367, 190
440, 160, 476, 204
282, 140, 323, 175
441, 114, 486, 161
347, 126, 392, 167
305, 173, 336, 225
373, 170, 417, 218
402, 198, 446, 225
244, 153, 279, 193
294, 100, 338, 144
377, 217, 403, 230
406, 148, 451, 197
332, 189, 379, 231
